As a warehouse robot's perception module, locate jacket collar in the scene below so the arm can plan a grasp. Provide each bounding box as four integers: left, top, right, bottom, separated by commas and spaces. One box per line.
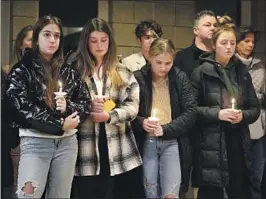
199, 53, 249, 83
135, 51, 147, 66
21, 48, 43, 69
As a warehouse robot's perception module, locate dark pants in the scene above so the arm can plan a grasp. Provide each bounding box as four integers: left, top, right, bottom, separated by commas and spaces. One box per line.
74, 123, 115, 199
198, 130, 250, 199
252, 136, 266, 198
114, 166, 145, 199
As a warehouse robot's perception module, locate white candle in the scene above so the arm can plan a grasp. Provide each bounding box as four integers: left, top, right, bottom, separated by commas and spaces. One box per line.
58, 81, 63, 93
94, 77, 103, 97
231, 98, 236, 109
148, 109, 159, 121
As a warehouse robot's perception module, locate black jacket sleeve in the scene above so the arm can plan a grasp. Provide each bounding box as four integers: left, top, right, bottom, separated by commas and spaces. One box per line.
6, 65, 64, 136
61, 66, 91, 122
162, 72, 197, 139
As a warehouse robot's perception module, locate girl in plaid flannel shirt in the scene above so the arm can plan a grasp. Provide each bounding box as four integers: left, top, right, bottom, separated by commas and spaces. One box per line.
68, 18, 142, 199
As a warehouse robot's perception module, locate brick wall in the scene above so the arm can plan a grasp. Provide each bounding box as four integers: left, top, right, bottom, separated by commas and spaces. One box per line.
108, 0, 196, 59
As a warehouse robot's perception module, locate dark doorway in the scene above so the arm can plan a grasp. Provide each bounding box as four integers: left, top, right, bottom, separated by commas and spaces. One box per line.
39, 0, 98, 54
196, 0, 241, 26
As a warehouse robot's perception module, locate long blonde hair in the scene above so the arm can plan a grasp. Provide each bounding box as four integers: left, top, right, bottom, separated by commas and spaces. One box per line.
70, 18, 125, 89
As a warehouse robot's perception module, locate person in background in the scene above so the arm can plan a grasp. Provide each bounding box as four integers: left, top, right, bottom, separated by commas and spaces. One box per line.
122, 20, 163, 72
174, 10, 217, 76
1, 24, 33, 198
190, 16, 261, 199
14, 25, 33, 61
174, 10, 217, 198
262, 86, 266, 198
236, 26, 265, 198
68, 18, 142, 199
5, 15, 90, 198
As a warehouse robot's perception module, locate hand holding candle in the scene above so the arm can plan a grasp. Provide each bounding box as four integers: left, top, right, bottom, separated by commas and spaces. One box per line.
54, 80, 67, 113
143, 108, 161, 135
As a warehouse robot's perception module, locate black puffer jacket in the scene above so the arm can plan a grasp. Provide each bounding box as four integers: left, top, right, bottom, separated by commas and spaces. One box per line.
132, 65, 197, 192
190, 53, 260, 188
6, 50, 91, 136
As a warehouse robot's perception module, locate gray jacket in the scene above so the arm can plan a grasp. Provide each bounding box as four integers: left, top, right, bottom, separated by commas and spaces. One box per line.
236, 53, 265, 139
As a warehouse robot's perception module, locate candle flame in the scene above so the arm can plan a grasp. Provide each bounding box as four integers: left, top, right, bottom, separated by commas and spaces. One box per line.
58, 81, 62, 87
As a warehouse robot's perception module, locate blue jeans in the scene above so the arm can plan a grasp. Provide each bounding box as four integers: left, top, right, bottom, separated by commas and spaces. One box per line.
252, 136, 266, 184
17, 135, 78, 198
142, 136, 181, 198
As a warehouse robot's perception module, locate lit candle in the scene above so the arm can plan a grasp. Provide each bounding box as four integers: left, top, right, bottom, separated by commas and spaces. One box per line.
54, 81, 67, 97
58, 81, 63, 93
231, 98, 236, 109
148, 109, 159, 121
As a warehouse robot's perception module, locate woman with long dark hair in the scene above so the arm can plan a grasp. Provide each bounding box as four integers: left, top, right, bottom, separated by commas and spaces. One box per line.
6, 15, 90, 198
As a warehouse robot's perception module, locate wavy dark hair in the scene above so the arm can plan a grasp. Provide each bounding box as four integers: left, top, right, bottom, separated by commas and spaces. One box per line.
237, 26, 260, 44
135, 20, 163, 39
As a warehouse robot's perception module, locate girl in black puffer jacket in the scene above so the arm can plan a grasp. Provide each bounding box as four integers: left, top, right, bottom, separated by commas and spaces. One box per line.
5, 15, 90, 198
190, 16, 261, 199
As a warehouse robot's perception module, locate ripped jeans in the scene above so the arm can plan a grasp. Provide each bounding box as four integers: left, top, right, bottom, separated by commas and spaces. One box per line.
142, 136, 181, 198
17, 135, 78, 198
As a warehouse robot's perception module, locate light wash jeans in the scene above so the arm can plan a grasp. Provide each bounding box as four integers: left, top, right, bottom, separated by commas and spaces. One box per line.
17, 135, 78, 198
142, 136, 181, 198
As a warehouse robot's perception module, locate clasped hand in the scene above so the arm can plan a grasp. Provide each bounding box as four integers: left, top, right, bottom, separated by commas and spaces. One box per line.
142, 119, 163, 136
91, 97, 110, 122
218, 108, 243, 124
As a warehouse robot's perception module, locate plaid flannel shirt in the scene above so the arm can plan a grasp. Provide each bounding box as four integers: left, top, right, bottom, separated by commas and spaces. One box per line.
75, 64, 142, 176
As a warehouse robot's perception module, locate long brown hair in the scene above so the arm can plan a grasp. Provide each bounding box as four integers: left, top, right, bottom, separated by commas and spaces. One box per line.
69, 18, 124, 88
32, 15, 64, 109
14, 25, 33, 62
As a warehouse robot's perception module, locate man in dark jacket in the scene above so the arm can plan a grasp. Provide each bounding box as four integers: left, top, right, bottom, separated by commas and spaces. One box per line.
174, 10, 217, 198
174, 10, 217, 77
